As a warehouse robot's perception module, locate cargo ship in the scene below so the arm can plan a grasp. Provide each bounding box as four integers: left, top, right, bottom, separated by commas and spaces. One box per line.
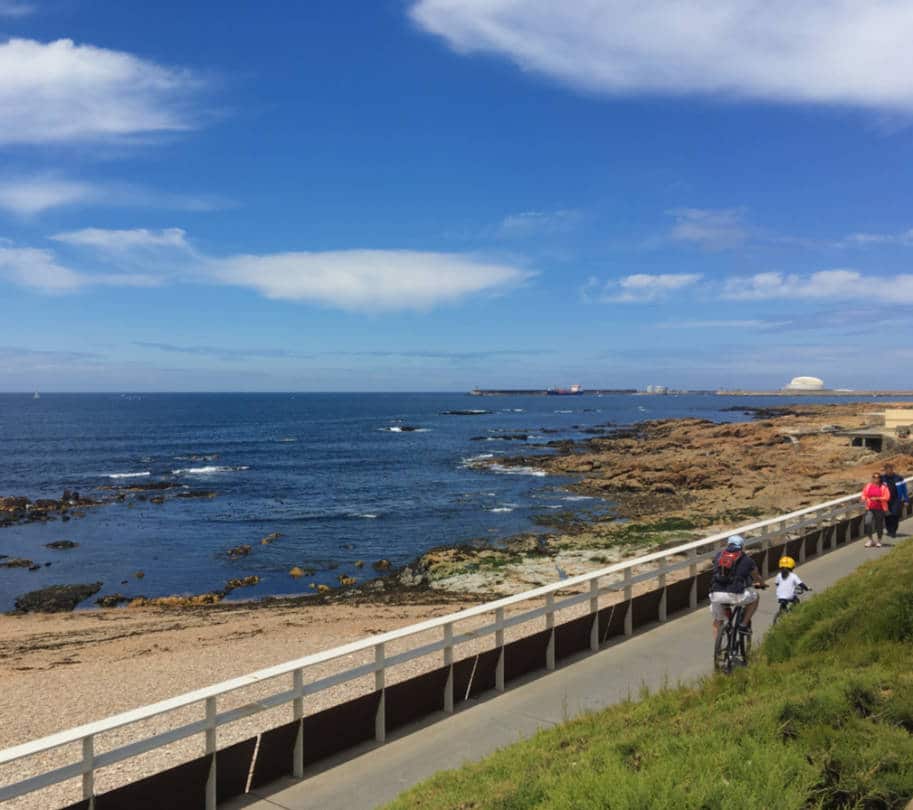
546, 384, 584, 396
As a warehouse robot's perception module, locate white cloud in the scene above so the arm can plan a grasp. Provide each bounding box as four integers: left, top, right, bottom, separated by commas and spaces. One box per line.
209, 250, 531, 311
0, 1, 34, 17
0, 243, 165, 292
52, 227, 190, 252
497, 209, 581, 238
0, 38, 203, 145
0, 177, 99, 215
655, 319, 782, 330
0, 175, 228, 216
0, 234, 530, 310
841, 228, 913, 247
0, 245, 84, 292
410, 1, 913, 112
587, 272, 702, 303
668, 208, 748, 251
723, 269, 913, 303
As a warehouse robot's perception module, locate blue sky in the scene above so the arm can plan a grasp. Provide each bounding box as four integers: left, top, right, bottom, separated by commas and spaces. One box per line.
2, 0, 913, 391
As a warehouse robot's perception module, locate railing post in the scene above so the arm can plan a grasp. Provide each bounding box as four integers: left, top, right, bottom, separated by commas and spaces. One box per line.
374, 643, 386, 742
760, 534, 770, 577
292, 668, 304, 778
589, 579, 600, 651
688, 547, 698, 609
205, 697, 217, 810
495, 607, 505, 692
443, 622, 454, 713
657, 558, 667, 622
545, 594, 556, 671
623, 567, 633, 636
81, 735, 95, 810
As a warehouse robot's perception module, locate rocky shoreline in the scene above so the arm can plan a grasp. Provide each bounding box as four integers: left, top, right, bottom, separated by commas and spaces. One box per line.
5, 403, 911, 613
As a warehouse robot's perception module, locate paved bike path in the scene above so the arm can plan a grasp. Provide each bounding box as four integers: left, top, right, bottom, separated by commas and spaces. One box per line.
224, 530, 906, 810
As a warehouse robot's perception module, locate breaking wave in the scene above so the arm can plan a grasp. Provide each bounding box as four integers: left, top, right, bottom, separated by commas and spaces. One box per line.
172, 465, 250, 476
489, 463, 548, 477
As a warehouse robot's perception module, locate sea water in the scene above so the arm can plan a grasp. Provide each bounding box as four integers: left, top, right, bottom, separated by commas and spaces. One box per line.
0, 392, 906, 610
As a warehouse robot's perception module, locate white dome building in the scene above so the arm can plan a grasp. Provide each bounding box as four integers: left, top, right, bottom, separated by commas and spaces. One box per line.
784, 376, 825, 391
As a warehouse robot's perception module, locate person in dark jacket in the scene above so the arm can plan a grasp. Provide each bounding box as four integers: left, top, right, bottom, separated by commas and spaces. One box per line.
708, 535, 766, 638
882, 463, 909, 539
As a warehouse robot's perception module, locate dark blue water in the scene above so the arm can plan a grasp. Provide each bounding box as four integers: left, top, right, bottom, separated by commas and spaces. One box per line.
0, 392, 908, 610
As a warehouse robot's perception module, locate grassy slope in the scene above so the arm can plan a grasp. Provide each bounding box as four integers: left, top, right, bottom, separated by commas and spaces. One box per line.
388, 542, 913, 810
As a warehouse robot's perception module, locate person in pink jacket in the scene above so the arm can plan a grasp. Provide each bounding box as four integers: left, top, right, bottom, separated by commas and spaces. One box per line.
861, 472, 890, 548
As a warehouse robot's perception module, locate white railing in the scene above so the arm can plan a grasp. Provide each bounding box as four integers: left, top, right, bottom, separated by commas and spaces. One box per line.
0, 482, 902, 809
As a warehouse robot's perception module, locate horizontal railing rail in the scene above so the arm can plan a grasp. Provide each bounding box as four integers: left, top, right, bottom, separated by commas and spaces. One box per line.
2, 479, 908, 809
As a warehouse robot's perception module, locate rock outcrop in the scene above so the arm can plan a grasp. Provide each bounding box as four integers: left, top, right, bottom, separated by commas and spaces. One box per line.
14, 582, 103, 613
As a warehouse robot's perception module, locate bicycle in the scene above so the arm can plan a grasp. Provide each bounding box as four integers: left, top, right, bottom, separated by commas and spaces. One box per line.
772, 586, 811, 625
714, 603, 752, 674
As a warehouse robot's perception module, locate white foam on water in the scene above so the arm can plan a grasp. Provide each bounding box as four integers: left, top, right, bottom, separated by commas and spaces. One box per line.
489, 463, 547, 477
554, 409, 573, 414
355, 513, 379, 519
562, 495, 594, 501
107, 471, 151, 479
459, 453, 495, 468
488, 506, 515, 513
172, 465, 250, 475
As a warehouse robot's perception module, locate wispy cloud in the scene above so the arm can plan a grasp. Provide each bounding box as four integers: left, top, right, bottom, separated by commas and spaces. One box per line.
585, 272, 702, 303
0, 175, 229, 216
0, 231, 532, 312
0, 177, 99, 216
0, 38, 206, 146
411, 1, 913, 112
0, 1, 35, 18
0, 243, 167, 292
52, 227, 191, 252
497, 209, 582, 238
840, 228, 913, 247
655, 319, 785, 330
134, 342, 550, 362
668, 208, 748, 251
723, 269, 913, 303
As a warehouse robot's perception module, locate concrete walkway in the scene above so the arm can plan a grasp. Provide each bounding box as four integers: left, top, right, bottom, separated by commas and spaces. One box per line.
223, 530, 906, 810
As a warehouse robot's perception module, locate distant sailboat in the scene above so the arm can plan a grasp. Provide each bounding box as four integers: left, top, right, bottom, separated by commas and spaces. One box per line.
33, 392, 40, 400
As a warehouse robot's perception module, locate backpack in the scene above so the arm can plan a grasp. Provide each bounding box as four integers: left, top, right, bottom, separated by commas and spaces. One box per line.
714, 549, 743, 587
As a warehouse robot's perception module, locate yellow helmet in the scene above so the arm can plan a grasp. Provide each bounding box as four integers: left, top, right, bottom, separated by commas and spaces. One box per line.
779, 556, 796, 569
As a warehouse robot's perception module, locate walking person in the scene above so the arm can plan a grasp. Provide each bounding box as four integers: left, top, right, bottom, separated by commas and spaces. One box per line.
881, 463, 909, 539
861, 472, 890, 548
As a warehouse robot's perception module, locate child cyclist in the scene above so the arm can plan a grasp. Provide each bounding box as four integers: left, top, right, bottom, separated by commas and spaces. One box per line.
774, 555, 809, 618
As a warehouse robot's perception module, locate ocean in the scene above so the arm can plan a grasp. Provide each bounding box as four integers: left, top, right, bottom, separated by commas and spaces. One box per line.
0, 392, 906, 611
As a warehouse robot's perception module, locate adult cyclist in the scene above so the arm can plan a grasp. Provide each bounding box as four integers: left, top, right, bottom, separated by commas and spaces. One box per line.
709, 535, 766, 638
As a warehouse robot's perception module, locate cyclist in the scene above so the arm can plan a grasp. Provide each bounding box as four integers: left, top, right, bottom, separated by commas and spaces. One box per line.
774, 555, 809, 613
709, 535, 765, 638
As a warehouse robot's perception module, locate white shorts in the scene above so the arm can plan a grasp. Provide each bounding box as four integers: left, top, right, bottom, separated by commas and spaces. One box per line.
709, 589, 758, 621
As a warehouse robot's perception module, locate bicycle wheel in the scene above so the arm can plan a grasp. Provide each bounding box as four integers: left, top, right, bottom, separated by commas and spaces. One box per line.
714, 622, 732, 673
739, 628, 751, 665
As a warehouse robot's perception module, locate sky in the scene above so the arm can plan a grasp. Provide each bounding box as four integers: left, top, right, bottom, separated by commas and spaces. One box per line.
2, 0, 913, 392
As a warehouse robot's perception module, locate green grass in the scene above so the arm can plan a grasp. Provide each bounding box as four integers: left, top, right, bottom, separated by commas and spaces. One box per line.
386, 542, 913, 810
